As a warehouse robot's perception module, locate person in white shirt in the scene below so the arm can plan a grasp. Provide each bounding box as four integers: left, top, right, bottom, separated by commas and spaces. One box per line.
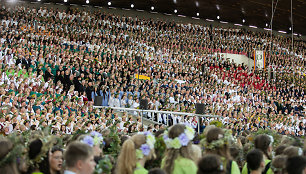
113, 94, 121, 108
120, 95, 127, 108
169, 93, 176, 104
108, 93, 115, 107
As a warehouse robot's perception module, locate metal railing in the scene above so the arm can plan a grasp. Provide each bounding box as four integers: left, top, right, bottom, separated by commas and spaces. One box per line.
93, 106, 221, 133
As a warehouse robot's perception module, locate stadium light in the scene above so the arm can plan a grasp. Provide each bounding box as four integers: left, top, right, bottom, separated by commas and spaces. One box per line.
86, 0, 89, 4
242, 19, 245, 23
64, 0, 67, 2
241, 8, 245, 14
151, 6, 154, 10
37, 0, 41, 2
131, 4, 134, 8
195, 1, 199, 7
174, 9, 177, 13
108, 2, 111, 6
289, 27, 292, 31
217, 15, 220, 19
216, 5, 220, 10
196, 12, 199, 16
266, 23, 268, 27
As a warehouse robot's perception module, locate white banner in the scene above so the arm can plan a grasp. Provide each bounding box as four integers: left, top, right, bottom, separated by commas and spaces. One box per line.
255, 50, 265, 69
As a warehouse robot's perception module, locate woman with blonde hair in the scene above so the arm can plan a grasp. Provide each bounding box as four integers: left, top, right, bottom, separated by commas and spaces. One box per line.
161, 124, 197, 174
116, 132, 156, 174
203, 127, 240, 174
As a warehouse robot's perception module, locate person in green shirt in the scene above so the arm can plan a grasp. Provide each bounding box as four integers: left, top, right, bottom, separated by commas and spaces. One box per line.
116, 132, 156, 174
6, 68, 15, 77
242, 135, 274, 174
161, 124, 197, 174
203, 127, 241, 174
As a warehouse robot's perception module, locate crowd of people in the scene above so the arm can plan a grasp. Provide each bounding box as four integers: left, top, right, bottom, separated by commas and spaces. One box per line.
0, 2, 305, 174
1, 123, 306, 174
0, 4, 304, 137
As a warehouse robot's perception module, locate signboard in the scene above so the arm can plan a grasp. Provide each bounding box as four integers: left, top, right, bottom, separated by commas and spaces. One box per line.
254, 50, 265, 70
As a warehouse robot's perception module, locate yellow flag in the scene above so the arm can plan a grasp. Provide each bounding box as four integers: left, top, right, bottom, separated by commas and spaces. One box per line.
134, 74, 150, 80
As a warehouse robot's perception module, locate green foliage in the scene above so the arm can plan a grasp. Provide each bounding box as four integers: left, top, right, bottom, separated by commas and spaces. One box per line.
106, 119, 113, 127
0, 133, 24, 167
104, 121, 121, 158
70, 129, 86, 142
252, 129, 282, 148
94, 155, 113, 174
201, 129, 233, 150
209, 120, 223, 128
145, 136, 166, 170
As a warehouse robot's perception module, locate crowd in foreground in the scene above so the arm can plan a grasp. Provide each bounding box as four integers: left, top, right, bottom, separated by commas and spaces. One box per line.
0, 4, 305, 138
1, 124, 306, 174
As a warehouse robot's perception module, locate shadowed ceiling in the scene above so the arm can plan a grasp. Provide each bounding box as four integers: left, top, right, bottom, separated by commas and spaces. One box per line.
27, 0, 306, 35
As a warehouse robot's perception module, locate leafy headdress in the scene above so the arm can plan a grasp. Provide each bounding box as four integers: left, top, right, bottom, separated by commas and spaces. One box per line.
201, 129, 235, 150
26, 127, 58, 168
0, 133, 24, 168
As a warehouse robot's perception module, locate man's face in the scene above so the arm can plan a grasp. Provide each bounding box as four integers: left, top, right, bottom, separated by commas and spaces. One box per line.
79, 155, 96, 174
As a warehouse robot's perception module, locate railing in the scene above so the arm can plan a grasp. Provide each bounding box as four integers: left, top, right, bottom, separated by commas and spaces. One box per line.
93, 106, 221, 133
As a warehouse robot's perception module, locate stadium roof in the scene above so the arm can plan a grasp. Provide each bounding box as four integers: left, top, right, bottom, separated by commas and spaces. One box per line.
31, 0, 306, 36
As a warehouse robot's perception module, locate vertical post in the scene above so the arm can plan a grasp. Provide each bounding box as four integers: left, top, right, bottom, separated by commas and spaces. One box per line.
302, 74, 304, 88
270, 0, 273, 67
291, 0, 294, 53
167, 114, 169, 127
197, 115, 200, 134
141, 110, 143, 129
268, 65, 271, 82
300, 68, 302, 87
138, 64, 140, 99
53, 84, 56, 118
248, 51, 250, 69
